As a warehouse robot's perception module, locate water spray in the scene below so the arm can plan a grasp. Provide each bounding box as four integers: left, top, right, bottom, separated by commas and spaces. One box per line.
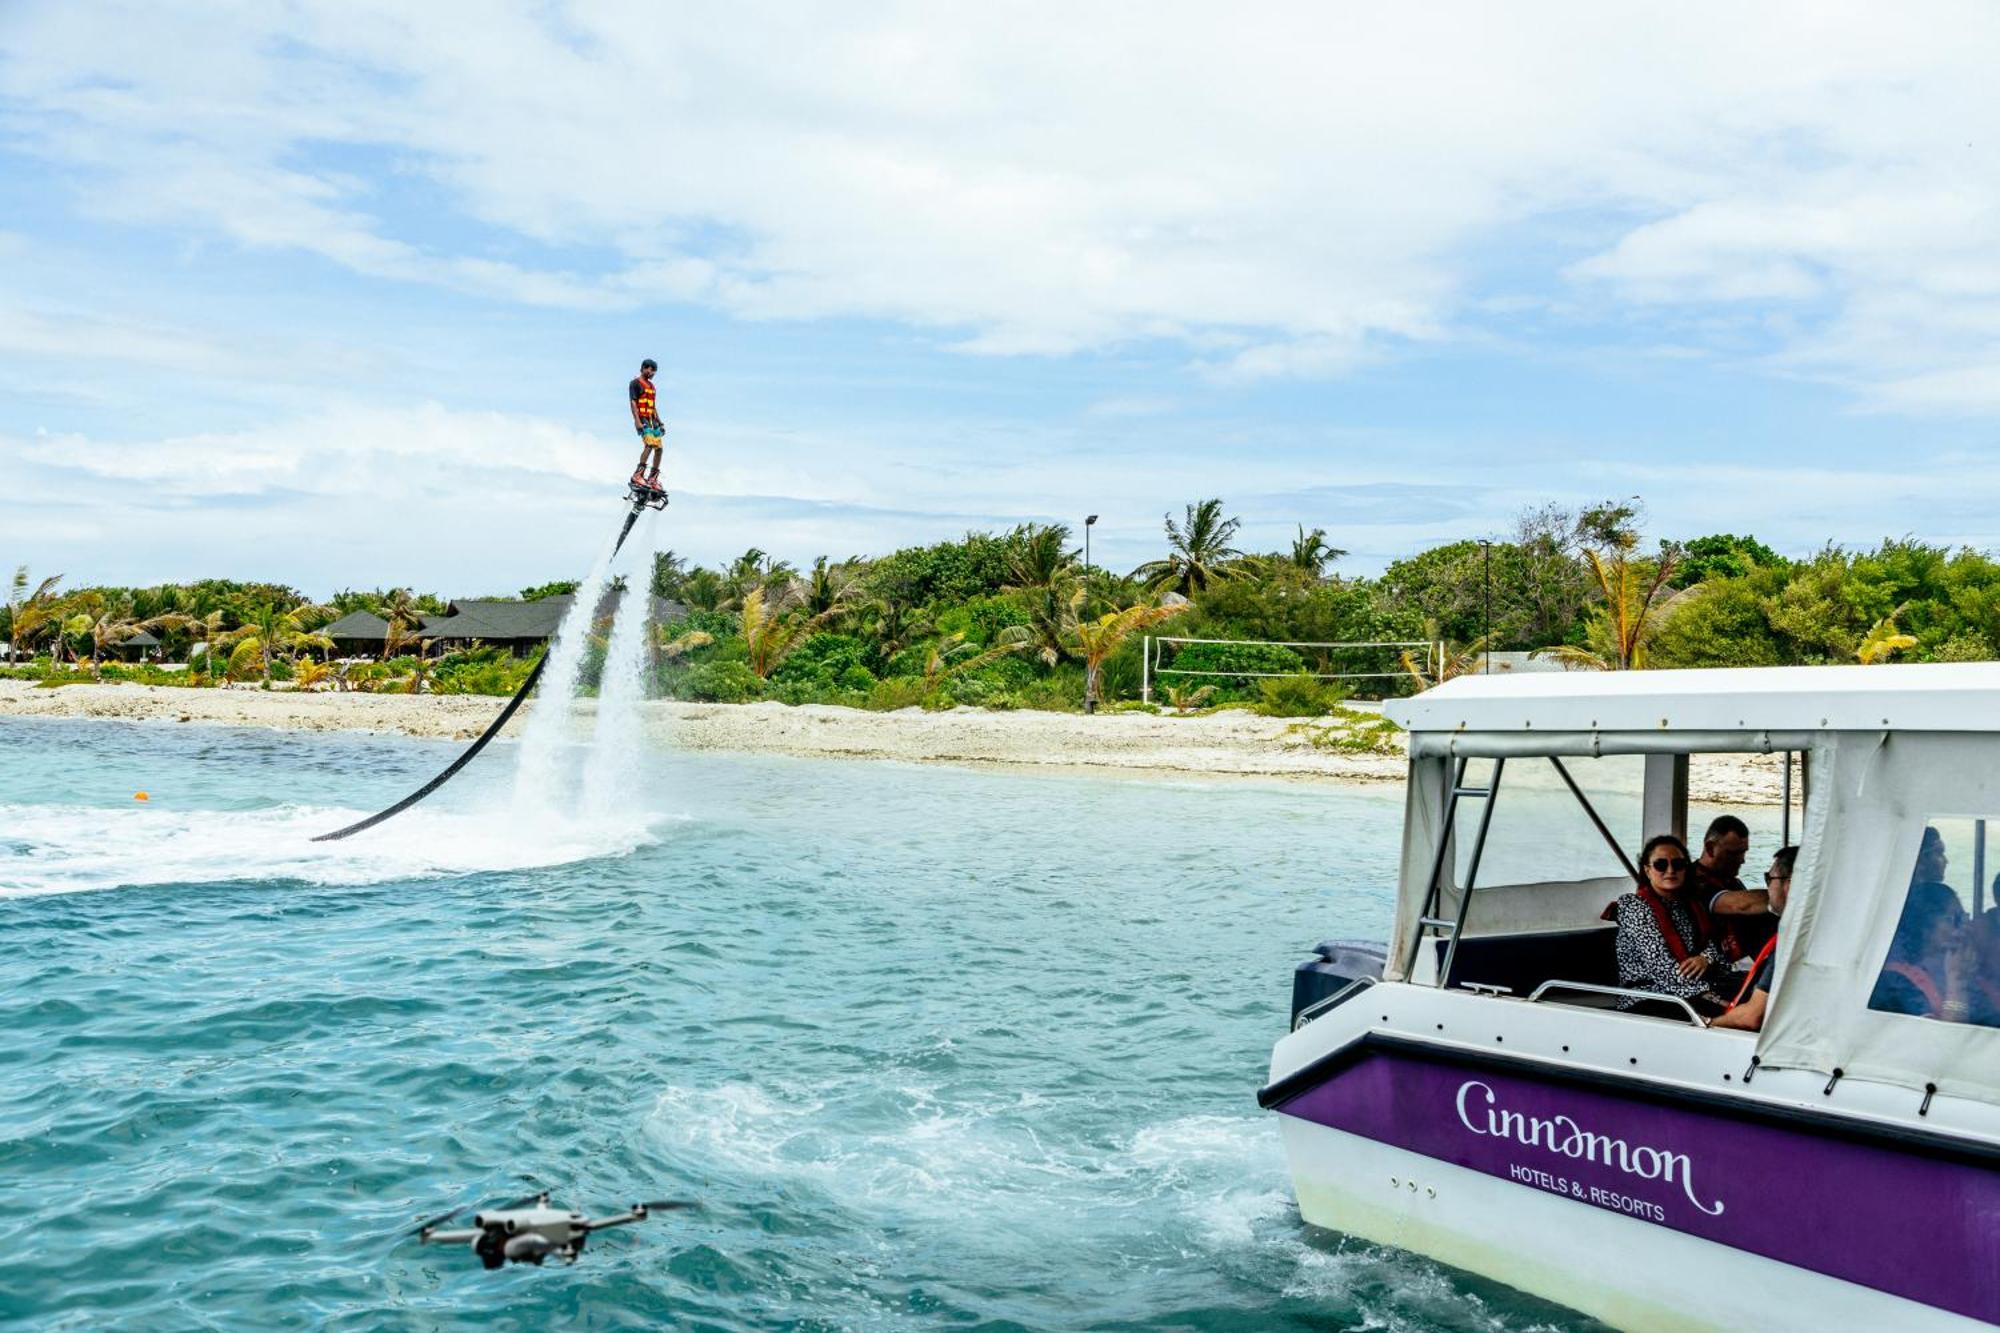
313, 488, 661, 843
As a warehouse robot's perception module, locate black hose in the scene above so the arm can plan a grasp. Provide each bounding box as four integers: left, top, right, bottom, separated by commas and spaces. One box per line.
313, 499, 648, 842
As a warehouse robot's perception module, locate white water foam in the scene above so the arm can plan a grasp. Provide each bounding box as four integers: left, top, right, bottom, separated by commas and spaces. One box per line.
583, 514, 663, 815
642, 1079, 1286, 1243
511, 529, 621, 816
0, 798, 669, 898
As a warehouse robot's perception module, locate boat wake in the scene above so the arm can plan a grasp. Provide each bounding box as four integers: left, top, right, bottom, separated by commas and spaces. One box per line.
0, 798, 668, 898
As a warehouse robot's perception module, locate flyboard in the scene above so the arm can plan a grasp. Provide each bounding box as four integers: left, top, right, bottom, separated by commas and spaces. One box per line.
312, 479, 669, 842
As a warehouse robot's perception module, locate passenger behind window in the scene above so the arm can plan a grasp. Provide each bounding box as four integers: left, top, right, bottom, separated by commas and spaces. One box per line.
1693, 813, 1774, 963
1609, 833, 1730, 1017
1967, 904, 2000, 1028
1710, 846, 1797, 1033
1868, 829, 1969, 1019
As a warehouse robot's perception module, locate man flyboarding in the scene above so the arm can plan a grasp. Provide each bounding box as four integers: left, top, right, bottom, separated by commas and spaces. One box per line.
629, 358, 665, 492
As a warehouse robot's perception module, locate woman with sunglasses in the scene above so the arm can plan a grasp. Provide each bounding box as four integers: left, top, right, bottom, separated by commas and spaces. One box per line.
1609, 833, 1731, 1017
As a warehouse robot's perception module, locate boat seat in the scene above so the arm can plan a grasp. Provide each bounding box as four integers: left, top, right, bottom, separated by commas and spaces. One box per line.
1437, 924, 1619, 996
1436, 926, 1704, 1020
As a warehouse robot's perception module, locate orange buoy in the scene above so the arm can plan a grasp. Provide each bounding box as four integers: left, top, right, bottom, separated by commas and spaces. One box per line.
134, 791, 150, 801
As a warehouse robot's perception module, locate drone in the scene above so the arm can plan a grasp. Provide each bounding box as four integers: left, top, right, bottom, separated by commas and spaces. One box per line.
413, 1190, 697, 1269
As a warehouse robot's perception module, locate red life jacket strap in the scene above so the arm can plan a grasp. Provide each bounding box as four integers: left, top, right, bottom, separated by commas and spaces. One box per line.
1726, 935, 1778, 1011
1883, 960, 1944, 1014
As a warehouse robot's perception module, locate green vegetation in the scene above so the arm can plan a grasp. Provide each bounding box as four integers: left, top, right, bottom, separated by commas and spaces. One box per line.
10, 498, 2000, 714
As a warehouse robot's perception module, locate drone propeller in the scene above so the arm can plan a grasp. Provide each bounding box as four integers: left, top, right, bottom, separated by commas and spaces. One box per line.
410, 1205, 466, 1238
412, 1188, 547, 1237
637, 1200, 701, 1212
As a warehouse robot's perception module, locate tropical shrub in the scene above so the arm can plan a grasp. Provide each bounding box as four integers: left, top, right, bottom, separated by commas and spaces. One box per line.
772, 632, 871, 687
862, 532, 1016, 608
684, 660, 763, 703
431, 647, 535, 696
1157, 639, 1305, 691
1672, 533, 1786, 588
932, 594, 1029, 645
865, 677, 927, 710
1255, 673, 1345, 717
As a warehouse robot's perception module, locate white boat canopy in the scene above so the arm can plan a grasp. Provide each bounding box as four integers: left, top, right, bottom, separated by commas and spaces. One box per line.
1385, 663, 2000, 1105
1386, 660, 2000, 755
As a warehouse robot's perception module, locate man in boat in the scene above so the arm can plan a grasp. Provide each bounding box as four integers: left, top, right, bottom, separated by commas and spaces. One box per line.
628, 358, 665, 492
1711, 845, 1797, 1032
1692, 814, 1775, 960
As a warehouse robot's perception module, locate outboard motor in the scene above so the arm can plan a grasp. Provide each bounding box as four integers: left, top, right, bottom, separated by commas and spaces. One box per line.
1290, 940, 1387, 1029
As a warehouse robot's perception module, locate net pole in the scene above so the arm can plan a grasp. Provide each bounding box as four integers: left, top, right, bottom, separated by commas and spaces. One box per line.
1142, 636, 1151, 704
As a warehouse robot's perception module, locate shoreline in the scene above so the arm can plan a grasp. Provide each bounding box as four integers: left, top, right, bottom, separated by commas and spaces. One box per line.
0, 680, 1788, 802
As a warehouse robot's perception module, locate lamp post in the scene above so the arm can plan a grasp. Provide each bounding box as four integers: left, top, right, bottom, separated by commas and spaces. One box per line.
1480, 539, 1492, 675
1084, 514, 1099, 574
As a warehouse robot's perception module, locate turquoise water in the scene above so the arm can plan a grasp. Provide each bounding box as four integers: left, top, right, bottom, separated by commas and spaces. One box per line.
1, 717, 1598, 1331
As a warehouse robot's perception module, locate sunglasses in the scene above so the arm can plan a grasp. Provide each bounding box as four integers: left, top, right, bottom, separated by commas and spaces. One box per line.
1649, 856, 1690, 873
1764, 871, 1791, 884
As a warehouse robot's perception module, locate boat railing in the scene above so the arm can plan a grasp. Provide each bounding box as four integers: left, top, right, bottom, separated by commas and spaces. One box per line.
1526, 979, 1708, 1028
1293, 976, 1376, 1031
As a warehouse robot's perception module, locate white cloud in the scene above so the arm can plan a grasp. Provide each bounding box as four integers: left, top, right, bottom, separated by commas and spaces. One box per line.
8, 1, 2000, 398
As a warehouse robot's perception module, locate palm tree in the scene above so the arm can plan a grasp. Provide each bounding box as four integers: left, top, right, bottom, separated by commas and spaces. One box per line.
53, 590, 109, 670
225, 635, 266, 682
294, 659, 333, 691
1133, 499, 1244, 595
1402, 624, 1490, 688
1062, 593, 1193, 712
1008, 579, 1075, 669
862, 594, 932, 661
1002, 524, 1083, 668
726, 548, 797, 606
652, 626, 715, 667
802, 555, 860, 619
651, 549, 688, 599
740, 587, 839, 678
398, 653, 438, 694
918, 630, 1031, 692
1287, 526, 1346, 581
381, 590, 426, 661
239, 601, 336, 682
1856, 606, 1919, 664
1006, 523, 1076, 589
185, 610, 247, 684
679, 568, 727, 613
7, 567, 66, 665
1537, 541, 1686, 671
1162, 682, 1218, 713
84, 611, 195, 679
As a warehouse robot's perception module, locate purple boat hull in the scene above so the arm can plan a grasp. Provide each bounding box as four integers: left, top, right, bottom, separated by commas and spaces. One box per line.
1272, 1046, 2000, 1324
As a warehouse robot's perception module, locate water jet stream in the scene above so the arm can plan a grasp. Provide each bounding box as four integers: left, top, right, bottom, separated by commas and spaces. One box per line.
312, 498, 649, 842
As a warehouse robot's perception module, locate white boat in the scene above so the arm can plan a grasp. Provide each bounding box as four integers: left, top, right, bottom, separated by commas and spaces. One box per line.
1261, 664, 2000, 1331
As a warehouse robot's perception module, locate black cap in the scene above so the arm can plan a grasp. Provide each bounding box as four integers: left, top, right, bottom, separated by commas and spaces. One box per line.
641, 358, 657, 371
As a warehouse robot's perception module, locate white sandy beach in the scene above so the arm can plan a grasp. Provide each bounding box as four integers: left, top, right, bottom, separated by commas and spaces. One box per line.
0, 679, 1789, 802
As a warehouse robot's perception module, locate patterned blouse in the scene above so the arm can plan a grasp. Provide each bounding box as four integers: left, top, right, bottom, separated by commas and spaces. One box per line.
1611, 891, 1724, 1003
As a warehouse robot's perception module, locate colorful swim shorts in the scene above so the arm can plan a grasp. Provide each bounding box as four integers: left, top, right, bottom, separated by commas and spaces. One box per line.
636, 419, 664, 442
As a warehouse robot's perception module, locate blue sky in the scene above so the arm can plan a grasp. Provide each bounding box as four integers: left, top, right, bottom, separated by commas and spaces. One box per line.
4, 2, 2000, 597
